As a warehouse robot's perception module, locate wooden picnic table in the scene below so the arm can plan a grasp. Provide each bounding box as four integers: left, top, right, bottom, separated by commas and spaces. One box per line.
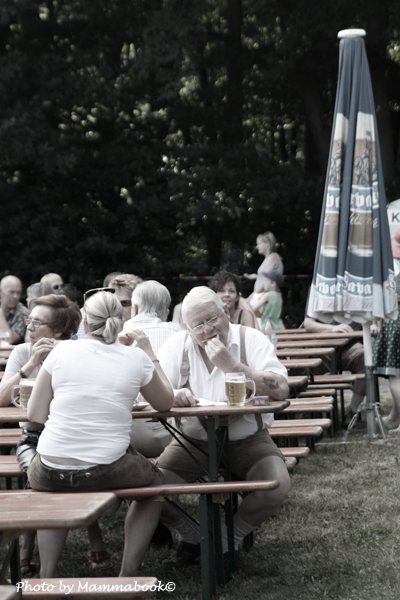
276, 347, 336, 359
276, 331, 364, 340
279, 358, 322, 369
131, 398, 289, 598
0, 407, 29, 423
0, 491, 116, 585
276, 338, 349, 349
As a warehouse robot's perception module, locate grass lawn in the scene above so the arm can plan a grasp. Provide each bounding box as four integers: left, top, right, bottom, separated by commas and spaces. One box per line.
2, 378, 400, 599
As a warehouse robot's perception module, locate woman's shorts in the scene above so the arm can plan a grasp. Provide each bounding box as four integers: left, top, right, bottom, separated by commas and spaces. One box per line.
156, 428, 284, 482
28, 446, 159, 492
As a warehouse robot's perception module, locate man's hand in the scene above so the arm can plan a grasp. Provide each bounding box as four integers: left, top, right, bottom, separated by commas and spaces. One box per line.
29, 338, 55, 367
173, 388, 198, 407
331, 324, 353, 333
203, 338, 236, 372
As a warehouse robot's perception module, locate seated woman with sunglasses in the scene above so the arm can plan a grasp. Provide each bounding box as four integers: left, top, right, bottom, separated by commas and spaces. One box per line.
27, 289, 174, 578
0, 294, 88, 575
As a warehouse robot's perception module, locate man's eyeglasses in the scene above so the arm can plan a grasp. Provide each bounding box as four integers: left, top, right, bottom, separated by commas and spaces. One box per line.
189, 315, 219, 334
24, 318, 49, 328
83, 287, 116, 302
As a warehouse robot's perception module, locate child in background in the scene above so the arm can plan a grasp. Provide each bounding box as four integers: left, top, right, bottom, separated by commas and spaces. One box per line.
250, 270, 284, 331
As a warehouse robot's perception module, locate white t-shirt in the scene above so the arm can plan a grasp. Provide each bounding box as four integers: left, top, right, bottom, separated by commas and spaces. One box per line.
158, 324, 287, 441
6, 343, 43, 431
37, 339, 154, 464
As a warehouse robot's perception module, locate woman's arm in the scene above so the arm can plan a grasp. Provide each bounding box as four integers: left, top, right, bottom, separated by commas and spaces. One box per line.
140, 369, 174, 412
0, 339, 54, 407
251, 292, 271, 311
119, 329, 174, 411
27, 368, 53, 424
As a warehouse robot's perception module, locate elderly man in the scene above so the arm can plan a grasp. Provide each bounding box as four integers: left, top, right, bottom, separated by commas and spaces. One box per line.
0, 276, 28, 344
109, 274, 143, 322
156, 286, 290, 571
123, 280, 181, 456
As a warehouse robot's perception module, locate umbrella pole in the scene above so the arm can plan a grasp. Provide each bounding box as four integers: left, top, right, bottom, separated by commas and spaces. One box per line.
362, 323, 386, 441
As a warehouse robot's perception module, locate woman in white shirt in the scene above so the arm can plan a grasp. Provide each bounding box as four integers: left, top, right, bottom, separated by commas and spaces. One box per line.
27, 289, 173, 578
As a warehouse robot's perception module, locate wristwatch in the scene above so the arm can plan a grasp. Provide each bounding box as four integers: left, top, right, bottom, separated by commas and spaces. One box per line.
18, 368, 28, 379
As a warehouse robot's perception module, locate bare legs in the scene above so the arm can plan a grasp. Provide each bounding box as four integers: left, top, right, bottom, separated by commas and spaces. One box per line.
387, 376, 400, 423
37, 520, 109, 577
119, 470, 165, 576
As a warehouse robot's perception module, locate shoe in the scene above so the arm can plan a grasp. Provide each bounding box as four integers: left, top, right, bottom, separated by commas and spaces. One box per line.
380, 417, 399, 432
150, 522, 173, 548
87, 550, 113, 570
388, 425, 400, 435
162, 541, 200, 568
20, 559, 36, 578
223, 550, 258, 576
342, 409, 356, 430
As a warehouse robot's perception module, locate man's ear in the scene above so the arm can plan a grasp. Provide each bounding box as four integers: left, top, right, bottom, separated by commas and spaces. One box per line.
131, 304, 139, 318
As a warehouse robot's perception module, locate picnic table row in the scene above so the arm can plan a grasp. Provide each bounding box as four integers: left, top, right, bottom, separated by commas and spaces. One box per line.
0, 331, 362, 599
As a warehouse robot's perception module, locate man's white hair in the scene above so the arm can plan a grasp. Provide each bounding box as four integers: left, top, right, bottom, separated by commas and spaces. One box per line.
181, 287, 224, 326
131, 280, 171, 322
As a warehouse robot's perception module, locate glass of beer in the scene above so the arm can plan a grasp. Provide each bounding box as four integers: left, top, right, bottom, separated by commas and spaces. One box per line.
11, 380, 35, 410
225, 372, 255, 406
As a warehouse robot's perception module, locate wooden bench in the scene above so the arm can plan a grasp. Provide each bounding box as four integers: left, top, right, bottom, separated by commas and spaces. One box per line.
270, 418, 331, 429
280, 446, 310, 459
269, 425, 323, 449
5, 480, 279, 600
17, 577, 159, 599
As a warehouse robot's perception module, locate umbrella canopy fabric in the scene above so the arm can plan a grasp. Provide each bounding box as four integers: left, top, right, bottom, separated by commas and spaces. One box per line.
308, 32, 398, 325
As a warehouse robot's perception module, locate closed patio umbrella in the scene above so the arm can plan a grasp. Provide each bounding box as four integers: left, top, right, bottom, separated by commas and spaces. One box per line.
307, 29, 398, 440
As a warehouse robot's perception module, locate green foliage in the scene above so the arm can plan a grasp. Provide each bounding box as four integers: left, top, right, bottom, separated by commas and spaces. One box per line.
0, 0, 398, 324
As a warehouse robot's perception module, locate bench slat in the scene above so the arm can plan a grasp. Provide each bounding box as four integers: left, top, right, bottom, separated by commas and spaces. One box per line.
280, 447, 310, 458
270, 418, 331, 429
269, 426, 323, 438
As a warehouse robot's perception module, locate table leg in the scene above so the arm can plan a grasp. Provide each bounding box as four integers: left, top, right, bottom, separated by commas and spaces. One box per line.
206, 417, 225, 586
199, 494, 216, 600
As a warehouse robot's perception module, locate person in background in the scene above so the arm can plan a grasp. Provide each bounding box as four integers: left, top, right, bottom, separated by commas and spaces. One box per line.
373, 226, 400, 433
103, 271, 124, 287
40, 273, 64, 293
109, 274, 143, 322
208, 271, 258, 328
121, 280, 181, 457
58, 283, 78, 304
27, 289, 173, 578
244, 232, 283, 293
249, 271, 284, 331
26, 282, 53, 310
0, 275, 28, 344
304, 289, 377, 428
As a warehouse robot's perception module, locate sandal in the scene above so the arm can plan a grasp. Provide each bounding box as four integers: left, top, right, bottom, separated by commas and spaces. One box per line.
87, 550, 113, 570
21, 559, 36, 578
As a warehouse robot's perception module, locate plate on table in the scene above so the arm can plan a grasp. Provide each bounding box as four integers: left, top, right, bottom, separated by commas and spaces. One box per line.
132, 401, 149, 411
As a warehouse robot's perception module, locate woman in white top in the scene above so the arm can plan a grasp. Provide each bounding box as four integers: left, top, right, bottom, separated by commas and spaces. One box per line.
27, 289, 173, 578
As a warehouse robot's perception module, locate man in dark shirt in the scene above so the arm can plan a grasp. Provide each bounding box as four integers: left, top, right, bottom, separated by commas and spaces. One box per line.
0, 275, 28, 344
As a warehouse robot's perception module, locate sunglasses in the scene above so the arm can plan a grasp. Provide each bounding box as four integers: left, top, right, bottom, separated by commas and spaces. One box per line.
83, 287, 116, 302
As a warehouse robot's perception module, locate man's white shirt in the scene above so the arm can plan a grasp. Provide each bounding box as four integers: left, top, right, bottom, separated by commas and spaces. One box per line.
123, 314, 182, 354
158, 324, 288, 441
